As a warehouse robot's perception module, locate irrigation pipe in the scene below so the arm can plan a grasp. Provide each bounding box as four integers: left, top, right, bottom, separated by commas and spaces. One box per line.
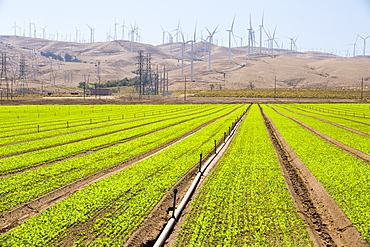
153, 105, 250, 247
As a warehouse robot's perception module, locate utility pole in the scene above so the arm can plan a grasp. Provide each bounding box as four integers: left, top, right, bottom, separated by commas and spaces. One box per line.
184, 77, 187, 101
136, 50, 144, 97
95, 61, 101, 99
361, 77, 364, 101
19, 54, 26, 97
1, 52, 6, 103
274, 76, 277, 99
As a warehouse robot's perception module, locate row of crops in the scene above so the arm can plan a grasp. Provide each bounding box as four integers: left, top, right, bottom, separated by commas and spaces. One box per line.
0, 103, 369, 246
174, 103, 370, 245
194, 88, 370, 99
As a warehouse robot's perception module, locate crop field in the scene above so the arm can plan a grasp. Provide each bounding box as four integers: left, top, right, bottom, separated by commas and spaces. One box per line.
0, 103, 369, 246
194, 88, 370, 99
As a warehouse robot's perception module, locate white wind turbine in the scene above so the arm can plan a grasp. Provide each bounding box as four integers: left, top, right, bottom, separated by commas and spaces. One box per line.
114, 20, 119, 40
187, 23, 197, 82
358, 35, 370, 56
226, 14, 236, 63
258, 12, 265, 55
167, 31, 174, 59
206, 25, 219, 71
349, 36, 359, 57
41, 25, 47, 40
160, 26, 166, 44
86, 24, 95, 43
12, 21, 21, 36
247, 13, 255, 60
180, 27, 186, 79
121, 20, 127, 40
289, 36, 298, 56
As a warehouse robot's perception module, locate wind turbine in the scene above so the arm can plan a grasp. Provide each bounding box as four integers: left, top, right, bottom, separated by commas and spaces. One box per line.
226, 14, 236, 63
167, 31, 174, 59
289, 36, 298, 56
358, 35, 370, 56
160, 26, 166, 44
206, 25, 219, 71
247, 13, 255, 60
33, 22, 37, 38
258, 12, 265, 55
28, 20, 33, 37
114, 20, 119, 40
12, 21, 21, 36
180, 27, 186, 79
129, 24, 139, 52
75, 27, 80, 42
234, 35, 243, 47
187, 22, 197, 82
269, 26, 279, 54
86, 24, 95, 43
121, 20, 127, 40
41, 26, 47, 40
349, 36, 359, 57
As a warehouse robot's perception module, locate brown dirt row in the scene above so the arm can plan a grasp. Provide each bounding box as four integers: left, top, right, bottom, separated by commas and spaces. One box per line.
0, 106, 242, 237
279, 106, 370, 138
270, 106, 370, 164
260, 106, 369, 247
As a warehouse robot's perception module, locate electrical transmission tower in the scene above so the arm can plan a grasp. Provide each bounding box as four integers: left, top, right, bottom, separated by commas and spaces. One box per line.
1, 52, 8, 101
19, 54, 26, 95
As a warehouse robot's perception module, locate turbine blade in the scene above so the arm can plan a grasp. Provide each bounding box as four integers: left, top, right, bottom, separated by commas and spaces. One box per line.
231, 14, 236, 31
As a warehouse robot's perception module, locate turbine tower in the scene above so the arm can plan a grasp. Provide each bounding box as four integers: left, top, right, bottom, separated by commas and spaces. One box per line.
259, 12, 265, 55
358, 35, 370, 56
114, 20, 119, 40
121, 20, 127, 40
41, 26, 47, 40
226, 14, 236, 63
188, 22, 197, 82
86, 24, 95, 43
247, 13, 254, 60
160, 26, 166, 44
12, 21, 21, 36
180, 28, 186, 79
289, 36, 298, 56
206, 25, 218, 71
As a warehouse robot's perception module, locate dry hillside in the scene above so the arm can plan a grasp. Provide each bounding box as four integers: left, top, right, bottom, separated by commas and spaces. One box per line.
1, 35, 369, 93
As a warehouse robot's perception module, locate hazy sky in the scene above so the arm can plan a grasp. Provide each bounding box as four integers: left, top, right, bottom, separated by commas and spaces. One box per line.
0, 0, 370, 56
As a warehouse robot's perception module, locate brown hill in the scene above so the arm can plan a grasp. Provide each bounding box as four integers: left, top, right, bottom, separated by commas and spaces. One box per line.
1, 35, 369, 94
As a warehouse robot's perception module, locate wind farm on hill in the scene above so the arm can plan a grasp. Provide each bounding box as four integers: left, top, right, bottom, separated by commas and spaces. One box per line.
1, 17, 370, 99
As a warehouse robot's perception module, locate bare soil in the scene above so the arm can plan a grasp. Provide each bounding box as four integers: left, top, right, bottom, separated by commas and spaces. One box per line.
261, 106, 369, 246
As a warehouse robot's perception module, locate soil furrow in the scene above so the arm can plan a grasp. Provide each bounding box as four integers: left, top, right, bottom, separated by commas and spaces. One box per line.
0, 106, 240, 236
270, 106, 370, 164
260, 105, 369, 247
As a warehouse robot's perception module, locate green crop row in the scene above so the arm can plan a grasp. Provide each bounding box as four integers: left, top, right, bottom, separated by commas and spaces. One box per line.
298, 103, 370, 122
284, 104, 370, 135
175, 104, 313, 246
270, 105, 370, 156
0, 105, 248, 246
0, 106, 215, 156
0, 105, 199, 137
0, 105, 241, 214
262, 105, 370, 243
0, 105, 207, 145
0, 107, 224, 175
